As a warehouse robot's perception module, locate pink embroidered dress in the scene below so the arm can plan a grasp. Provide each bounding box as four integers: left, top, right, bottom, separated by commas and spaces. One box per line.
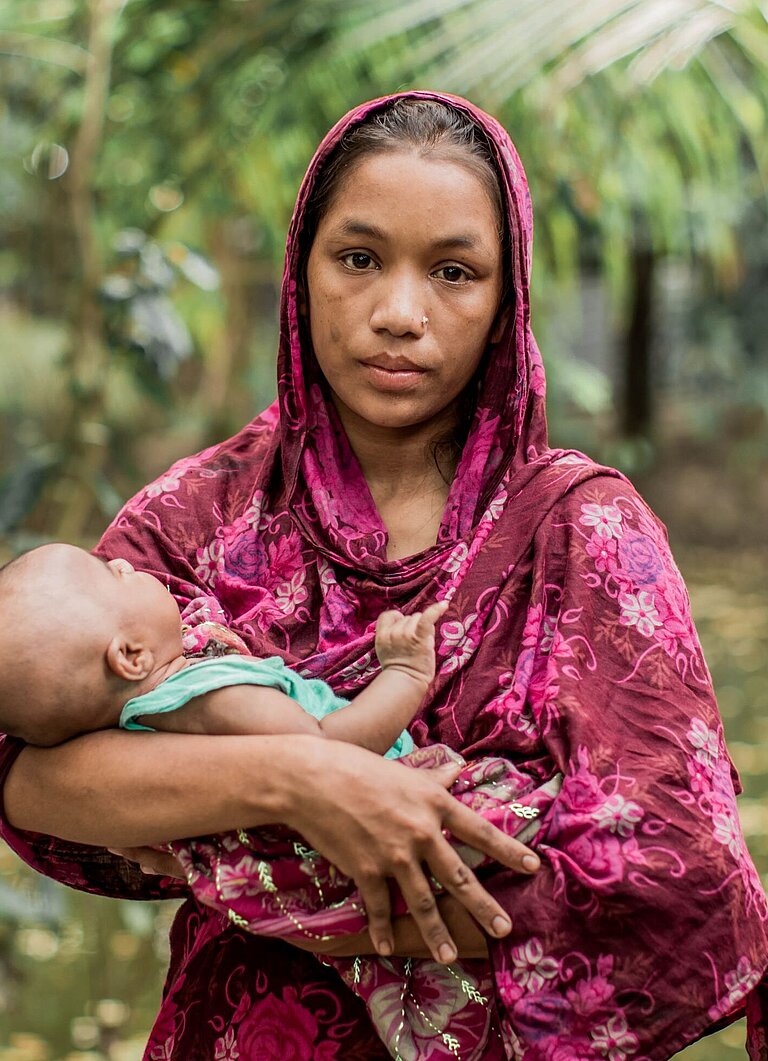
2, 92, 767, 1060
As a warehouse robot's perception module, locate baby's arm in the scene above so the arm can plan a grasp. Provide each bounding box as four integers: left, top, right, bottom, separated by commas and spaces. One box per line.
318, 602, 447, 755
139, 601, 446, 752
135, 685, 326, 738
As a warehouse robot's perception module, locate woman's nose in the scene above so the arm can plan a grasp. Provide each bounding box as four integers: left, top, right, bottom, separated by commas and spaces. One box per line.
369, 269, 427, 338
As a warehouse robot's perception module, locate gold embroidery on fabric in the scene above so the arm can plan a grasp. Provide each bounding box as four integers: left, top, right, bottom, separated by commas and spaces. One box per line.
508, 802, 539, 820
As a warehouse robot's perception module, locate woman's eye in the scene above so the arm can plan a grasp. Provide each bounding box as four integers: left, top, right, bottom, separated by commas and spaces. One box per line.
434, 264, 471, 284
340, 252, 377, 271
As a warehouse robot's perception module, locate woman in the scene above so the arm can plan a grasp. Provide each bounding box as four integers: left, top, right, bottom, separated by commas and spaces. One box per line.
1, 91, 767, 1059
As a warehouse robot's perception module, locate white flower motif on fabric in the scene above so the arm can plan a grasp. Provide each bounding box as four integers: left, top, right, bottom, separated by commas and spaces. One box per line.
708, 956, 761, 1021
712, 811, 742, 860
145, 473, 182, 498
687, 718, 720, 770
438, 614, 479, 674
723, 957, 761, 1009
443, 542, 469, 574
579, 503, 624, 539
486, 488, 507, 521
618, 591, 662, 638
194, 539, 225, 588
243, 489, 271, 531
336, 652, 374, 682
317, 557, 337, 589
593, 795, 644, 838
590, 1013, 639, 1060
149, 1036, 175, 1061
275, 570, 308, 614
214, 1027, 240, 1060
510, 938, 559, 993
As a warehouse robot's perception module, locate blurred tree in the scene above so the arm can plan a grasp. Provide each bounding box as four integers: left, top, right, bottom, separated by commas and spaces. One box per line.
1, 0, 767, 531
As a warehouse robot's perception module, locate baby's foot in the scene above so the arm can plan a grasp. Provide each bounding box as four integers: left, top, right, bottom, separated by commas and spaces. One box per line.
374, 601, 449, 685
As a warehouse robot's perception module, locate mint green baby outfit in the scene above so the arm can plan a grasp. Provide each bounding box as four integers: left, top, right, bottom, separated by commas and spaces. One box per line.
120, 655, 413, 760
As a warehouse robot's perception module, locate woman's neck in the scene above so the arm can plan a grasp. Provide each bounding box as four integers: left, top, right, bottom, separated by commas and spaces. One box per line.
333, 398, 461, 559
334, 398, 460, 502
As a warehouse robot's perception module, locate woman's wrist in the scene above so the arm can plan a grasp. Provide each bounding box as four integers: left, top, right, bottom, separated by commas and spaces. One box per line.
252, 733, 330, 825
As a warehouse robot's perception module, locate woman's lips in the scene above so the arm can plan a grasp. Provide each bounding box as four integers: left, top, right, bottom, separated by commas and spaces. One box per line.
360, 356, 428, 392
360, 362, 427, 391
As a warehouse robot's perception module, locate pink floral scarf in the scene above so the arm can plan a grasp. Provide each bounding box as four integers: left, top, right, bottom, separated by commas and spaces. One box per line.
1, 91, 767, 1060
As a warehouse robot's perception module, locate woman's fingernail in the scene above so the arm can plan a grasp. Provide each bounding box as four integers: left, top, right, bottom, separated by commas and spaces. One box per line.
438, 943, 457, 964
492, 915, 511, 935
377, 939, 393, 956
522, 854, 540, 872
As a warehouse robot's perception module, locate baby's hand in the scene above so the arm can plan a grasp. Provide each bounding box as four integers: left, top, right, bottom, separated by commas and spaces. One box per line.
375, 601, 449, 686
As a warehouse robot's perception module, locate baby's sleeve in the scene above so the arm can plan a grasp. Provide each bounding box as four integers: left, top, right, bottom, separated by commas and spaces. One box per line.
119, 656, 295, 731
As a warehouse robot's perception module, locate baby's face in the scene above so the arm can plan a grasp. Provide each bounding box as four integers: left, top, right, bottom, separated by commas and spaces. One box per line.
95, 554, 183, 648
32, 544, 183, 655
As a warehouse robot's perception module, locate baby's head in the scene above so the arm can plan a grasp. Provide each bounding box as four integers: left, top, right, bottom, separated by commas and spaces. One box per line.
0, 544, 184, 746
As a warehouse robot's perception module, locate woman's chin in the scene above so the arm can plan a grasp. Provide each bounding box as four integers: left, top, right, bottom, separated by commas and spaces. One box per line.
331, 388, 459, 437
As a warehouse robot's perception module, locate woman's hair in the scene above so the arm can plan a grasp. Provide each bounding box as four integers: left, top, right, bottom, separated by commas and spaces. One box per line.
302, 98, 506, 250
301, 98, 512, 481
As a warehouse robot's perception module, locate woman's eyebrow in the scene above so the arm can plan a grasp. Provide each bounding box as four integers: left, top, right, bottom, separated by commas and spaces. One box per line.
431, 234, 481, 251
335, 219, 483, 251
336, 219, 387, 241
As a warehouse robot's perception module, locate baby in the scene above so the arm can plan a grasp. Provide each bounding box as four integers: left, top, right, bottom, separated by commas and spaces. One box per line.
0, 543, 446, 754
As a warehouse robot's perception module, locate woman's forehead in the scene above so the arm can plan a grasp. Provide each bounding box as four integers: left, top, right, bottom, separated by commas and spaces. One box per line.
320, 151, 502, 243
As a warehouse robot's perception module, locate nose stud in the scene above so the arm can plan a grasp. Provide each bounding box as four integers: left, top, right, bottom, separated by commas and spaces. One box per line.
421, 315, 429, 329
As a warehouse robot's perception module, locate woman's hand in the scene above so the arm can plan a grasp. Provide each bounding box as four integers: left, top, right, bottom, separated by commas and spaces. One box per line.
282, 740, 539, 966
108, 846, 186, 880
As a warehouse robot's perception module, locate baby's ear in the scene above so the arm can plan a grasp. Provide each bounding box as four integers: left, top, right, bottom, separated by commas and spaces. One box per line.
106, 636, 154, 683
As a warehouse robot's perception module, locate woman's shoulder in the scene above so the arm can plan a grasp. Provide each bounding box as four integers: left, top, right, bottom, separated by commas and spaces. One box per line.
541, 450, 665, 535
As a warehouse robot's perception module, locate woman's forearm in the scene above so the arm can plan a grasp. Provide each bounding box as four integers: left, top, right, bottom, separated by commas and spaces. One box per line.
3, 730, 310, 847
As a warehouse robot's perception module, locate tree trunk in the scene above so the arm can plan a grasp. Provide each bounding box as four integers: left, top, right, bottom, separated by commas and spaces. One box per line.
621, 241, 655, 440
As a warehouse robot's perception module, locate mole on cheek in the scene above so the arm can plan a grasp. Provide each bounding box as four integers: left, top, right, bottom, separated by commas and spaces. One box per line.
330, 324, 341, 342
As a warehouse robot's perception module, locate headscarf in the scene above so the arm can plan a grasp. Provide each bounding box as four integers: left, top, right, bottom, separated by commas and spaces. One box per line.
1, 91, 766, 1060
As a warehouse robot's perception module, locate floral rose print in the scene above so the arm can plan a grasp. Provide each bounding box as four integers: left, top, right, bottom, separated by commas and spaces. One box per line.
3, 89, 765, 1061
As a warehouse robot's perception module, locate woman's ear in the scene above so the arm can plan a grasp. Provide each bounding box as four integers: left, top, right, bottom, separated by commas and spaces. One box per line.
106, 636, 154, 683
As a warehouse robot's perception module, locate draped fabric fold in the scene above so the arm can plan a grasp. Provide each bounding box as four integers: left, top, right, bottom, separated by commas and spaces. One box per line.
1, 90, 766, 1059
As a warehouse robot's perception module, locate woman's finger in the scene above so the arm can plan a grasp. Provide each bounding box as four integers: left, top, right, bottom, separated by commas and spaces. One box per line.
425, 839, 512, 939
428, 762, 464, 790
418, 601, 448, 631
357, 876, 394, 957
395, 862, 458, 964
442, 798, 541, 874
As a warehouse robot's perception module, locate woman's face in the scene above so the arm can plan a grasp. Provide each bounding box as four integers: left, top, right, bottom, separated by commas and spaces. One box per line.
305, 150, 507, 434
